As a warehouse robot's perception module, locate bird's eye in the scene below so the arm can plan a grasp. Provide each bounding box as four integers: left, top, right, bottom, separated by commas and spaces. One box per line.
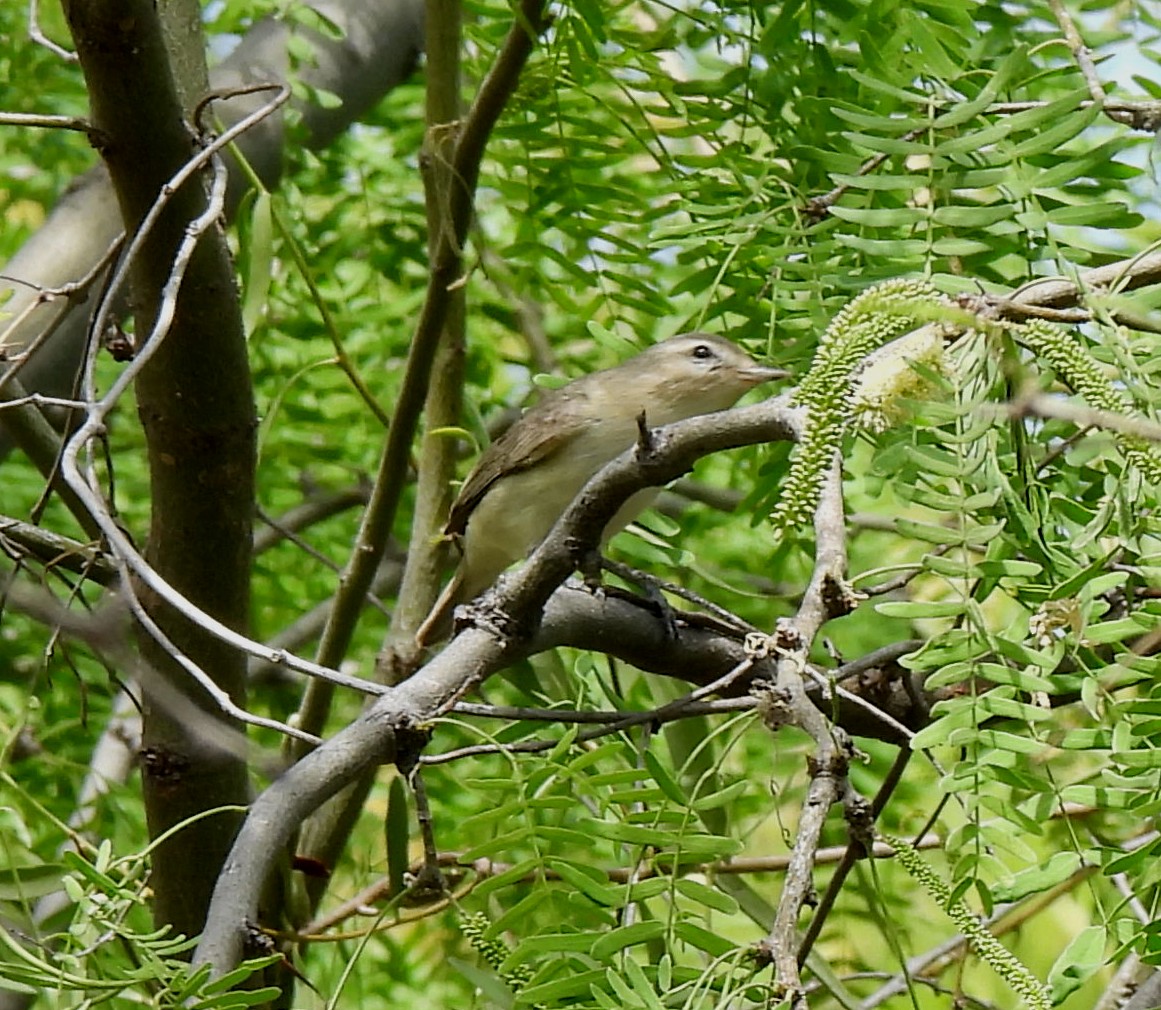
692, 343, 714, 360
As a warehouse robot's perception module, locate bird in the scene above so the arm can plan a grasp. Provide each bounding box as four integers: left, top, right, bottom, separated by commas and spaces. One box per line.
415, 332, 788, 645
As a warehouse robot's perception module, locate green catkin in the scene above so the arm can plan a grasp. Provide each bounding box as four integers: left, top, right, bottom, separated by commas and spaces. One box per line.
774, 278, 954, 533
884, 835, 1051, 1010
461, 912, 534, 992
773, 280, 1161, 536
1013, 318, 1161, 484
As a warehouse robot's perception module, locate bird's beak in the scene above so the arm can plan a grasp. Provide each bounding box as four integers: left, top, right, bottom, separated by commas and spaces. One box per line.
743, 365, 791, 385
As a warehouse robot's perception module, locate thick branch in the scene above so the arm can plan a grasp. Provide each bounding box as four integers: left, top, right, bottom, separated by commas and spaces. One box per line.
383, 0, 467, 659
195, 395, 801, 975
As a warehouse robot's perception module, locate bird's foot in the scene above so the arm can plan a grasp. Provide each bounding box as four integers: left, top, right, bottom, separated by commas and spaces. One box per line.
600, 558, 681, 639
578, 547, 606, 598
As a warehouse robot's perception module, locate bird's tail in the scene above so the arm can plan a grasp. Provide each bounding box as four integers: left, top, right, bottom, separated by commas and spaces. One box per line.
414, 572, 465, 648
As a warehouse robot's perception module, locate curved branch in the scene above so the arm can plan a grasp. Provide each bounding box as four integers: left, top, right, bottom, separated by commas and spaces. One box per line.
194, 393, 801, 976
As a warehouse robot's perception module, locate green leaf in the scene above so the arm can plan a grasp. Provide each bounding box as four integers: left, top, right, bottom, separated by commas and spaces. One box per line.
195, 957, 282, 997
623, 957, 667, 1010
1105, 837, 1161, 875
829, 205, 927, 227
674, 878, 739, 915
961, 522, 1007, 546
643, 750, 688, 808
990, 852, 1087, 901
973, 693, 1052, 722
0, 979, 36, 996
241, 190, 273, 336
905, 15, 960, 77
0, 863, 65, 901
875, 599, 966, 619
1111, 748, 1161, 770
895, 518, 956, 543
519, 970, 605, 1005
674, 921, 736, 957
1055, 785, 1134, 809
992, 635, 1062, 670
931, 236, 993, 256
589, 922, 666, 962
830, 107, 927, 132
1057, 728, 1111, 750
831, 234, 931, 256
1086, 616, 1157, 644
973, 662, 1057, 693
692, 781, 748, 812
1045, 202, 1141, 228
922, 553, 974, 578
493, 889, 551, 937
61, 850, 119, 892
975, 560, 1043, 578
935, 117, 1017, 156
932, 203, 1014, 228
472, 858, 543, 900
948, 728, 1043, 754
515, 932, 599, 957
548, 859, 620, 907
911, 701, 981, 749
579, 820, 741, 858
828, 170, 927, 190
848, 69, 931, 104
1078, 572, 1129, 601
1047, 925, 1106, 1005
1007, 102, 1103, 158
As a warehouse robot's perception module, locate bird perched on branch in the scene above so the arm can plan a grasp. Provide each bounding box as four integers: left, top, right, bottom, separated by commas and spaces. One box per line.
415, 332, 788, 645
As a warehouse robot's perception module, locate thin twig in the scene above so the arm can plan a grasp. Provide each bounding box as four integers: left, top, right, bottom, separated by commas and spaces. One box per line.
0, 515, 115, 583
797, 748, 912, 964
1046, 0, 1141, 129
0, 233, 125, 394
252, 484, 370, 554
425, 660, 758, 765
0, 110, 94, 133
28, 0, 77, 61
1008, 391, 1161, 443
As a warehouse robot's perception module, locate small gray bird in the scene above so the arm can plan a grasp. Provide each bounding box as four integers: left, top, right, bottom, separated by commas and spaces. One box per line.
416, 332, 787, 644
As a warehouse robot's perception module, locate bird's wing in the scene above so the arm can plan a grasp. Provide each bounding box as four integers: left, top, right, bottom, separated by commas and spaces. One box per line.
444, 389, 586, 537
